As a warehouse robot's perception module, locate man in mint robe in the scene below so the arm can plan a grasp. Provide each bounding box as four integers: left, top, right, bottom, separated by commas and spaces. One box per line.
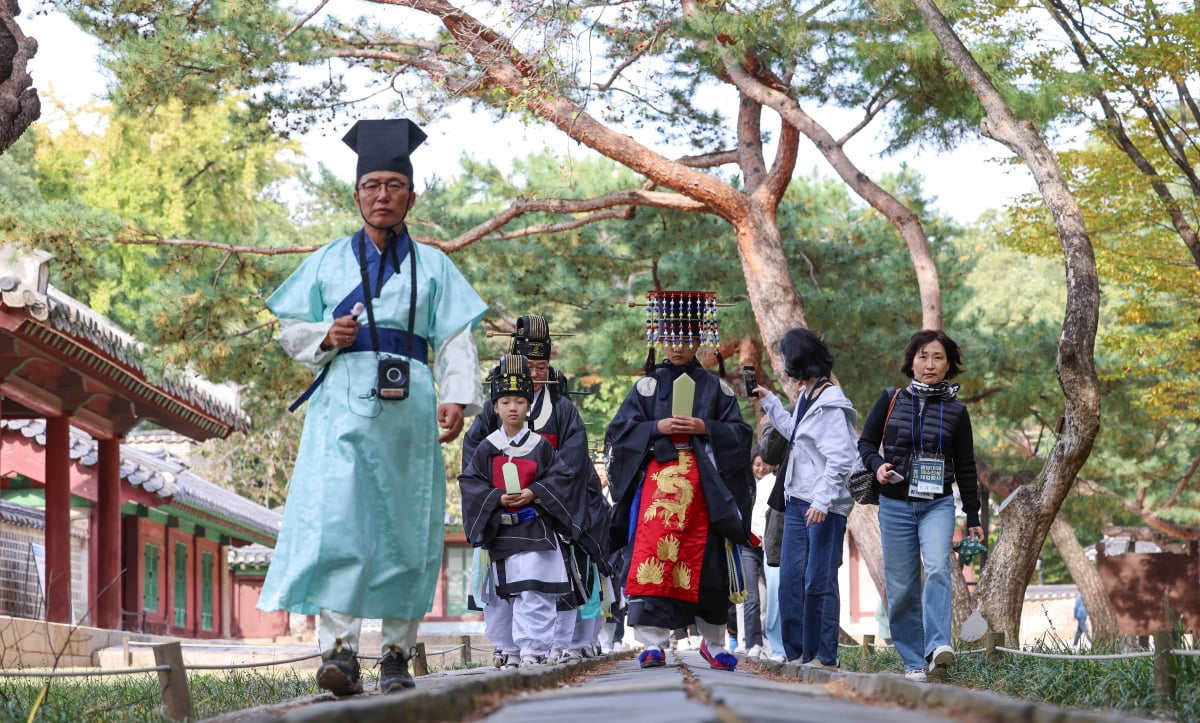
258, 118, 487, 695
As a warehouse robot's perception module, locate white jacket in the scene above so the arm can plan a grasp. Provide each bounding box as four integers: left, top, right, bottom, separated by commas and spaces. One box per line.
760, 383, 858, 516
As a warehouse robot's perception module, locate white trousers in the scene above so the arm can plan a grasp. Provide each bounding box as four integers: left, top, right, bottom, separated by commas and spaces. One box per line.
552, 608, 577, 650
634, 618, 727, 651
484, 595, 517, 656
569, 612, 603, 650
511, 590, 557, 658
318, 609, 419, 657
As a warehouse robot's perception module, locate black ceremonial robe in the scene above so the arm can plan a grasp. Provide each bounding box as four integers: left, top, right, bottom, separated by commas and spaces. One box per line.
463, 379, 611, 570
604, 359, 755, 629
460, 428, 604, 596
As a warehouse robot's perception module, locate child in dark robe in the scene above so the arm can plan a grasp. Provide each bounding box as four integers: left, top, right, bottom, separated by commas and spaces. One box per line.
459, 354, 594, 666
605, 291, 755, 671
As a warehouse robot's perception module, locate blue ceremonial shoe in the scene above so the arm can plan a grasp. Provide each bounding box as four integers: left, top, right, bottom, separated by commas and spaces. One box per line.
638, 646, 666, 668
700, 639, 738, 671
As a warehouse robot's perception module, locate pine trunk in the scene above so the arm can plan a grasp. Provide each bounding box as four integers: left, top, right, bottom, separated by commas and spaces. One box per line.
914, 0, 1102, 642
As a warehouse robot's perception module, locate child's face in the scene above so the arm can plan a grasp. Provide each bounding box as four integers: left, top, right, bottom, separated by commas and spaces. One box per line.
664, 340, 699, 367
495, 395, 530, 431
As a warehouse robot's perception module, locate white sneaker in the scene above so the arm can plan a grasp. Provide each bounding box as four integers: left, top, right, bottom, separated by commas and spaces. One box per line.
560, 649, 584, 663
675, 638, 693, 651
904, 669, 928, 682
519, 655, 545, 668
545, 649, 562, 665
928, 645, 955, 677
744, 644, 764, 659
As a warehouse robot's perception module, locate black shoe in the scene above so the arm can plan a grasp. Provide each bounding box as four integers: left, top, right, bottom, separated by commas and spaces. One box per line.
317, 641, 362, 696
379, 646, 415, 693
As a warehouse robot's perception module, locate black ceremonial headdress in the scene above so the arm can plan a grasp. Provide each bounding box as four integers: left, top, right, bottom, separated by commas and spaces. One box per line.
342, 118, 428, 182
510, 314, 552, 361
489, 354, 534, 403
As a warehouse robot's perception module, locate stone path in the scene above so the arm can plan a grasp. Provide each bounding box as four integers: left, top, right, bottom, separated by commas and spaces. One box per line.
476, 649, 944, 723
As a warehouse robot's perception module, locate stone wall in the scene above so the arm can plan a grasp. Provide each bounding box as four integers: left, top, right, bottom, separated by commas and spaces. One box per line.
0, 614, 173, 669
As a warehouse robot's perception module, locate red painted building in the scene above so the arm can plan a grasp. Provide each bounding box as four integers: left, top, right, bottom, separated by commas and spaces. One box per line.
0, 244, 280, 638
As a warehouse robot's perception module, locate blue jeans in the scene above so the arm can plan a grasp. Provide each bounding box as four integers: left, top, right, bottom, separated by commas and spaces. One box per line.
763, 563, 783, 657
780, 497, 847, 664
738, 546, 765, 648
878, 494, 956, 672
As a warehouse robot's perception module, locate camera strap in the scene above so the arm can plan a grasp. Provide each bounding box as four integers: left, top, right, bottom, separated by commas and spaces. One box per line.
358, 229, 418, 360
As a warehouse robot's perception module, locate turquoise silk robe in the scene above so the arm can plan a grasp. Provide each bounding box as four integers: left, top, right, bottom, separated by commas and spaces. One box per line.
258, 232, 486, 620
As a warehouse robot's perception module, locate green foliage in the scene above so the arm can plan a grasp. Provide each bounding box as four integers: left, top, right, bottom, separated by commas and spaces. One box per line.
840, 634, 1200, 721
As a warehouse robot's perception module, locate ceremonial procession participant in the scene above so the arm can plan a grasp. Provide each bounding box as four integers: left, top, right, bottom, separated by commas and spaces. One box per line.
459, 355, 600, 667
605, 291, 755, 671
258, 118, 487, 695
462, 315, 608, 667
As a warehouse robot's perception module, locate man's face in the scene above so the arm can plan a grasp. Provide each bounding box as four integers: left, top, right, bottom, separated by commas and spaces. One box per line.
354, 171, 416, 228
664, 341, 699, 367
528, 359, 550, 387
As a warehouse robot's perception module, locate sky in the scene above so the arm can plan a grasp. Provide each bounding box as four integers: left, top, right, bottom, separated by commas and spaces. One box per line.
19, 8, 1037, 225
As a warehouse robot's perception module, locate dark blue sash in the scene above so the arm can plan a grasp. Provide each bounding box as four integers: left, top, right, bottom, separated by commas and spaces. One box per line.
288, 229, 428, 412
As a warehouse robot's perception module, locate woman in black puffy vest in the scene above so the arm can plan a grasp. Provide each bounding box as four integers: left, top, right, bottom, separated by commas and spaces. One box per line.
856, 329, 984, 682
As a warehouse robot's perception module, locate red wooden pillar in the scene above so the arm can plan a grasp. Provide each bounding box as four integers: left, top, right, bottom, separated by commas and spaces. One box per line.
44, 415, 72, 623
95, 437, 122, 629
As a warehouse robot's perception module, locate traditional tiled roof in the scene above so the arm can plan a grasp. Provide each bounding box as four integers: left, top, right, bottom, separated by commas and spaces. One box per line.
228, 543, 274, 568
0, 499, 90, 539
0, 245, 250, 436
2, 419, 279, 544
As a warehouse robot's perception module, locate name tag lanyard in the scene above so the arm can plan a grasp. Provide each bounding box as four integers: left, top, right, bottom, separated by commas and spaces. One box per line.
909, 396, 946, 499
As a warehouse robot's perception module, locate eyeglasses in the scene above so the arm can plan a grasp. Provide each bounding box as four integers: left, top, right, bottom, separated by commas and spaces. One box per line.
357, 180, 409, 196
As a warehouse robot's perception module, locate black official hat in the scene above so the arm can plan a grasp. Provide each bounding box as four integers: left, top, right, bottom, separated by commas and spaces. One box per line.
489, 354, 534, 402
510, 315, 552, 361
342, 118, 428, 182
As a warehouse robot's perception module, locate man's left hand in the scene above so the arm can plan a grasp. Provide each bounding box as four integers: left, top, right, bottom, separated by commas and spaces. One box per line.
438, 403, 465, 443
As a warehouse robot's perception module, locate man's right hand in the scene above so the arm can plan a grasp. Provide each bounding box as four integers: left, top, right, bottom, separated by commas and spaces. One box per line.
321, 315, 362, 350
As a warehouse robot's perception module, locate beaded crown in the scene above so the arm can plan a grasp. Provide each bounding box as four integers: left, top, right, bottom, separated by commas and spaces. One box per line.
644, 290, 720, 348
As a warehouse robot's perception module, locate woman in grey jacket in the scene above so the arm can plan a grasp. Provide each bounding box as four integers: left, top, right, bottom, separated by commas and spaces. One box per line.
752, 328, 857, 667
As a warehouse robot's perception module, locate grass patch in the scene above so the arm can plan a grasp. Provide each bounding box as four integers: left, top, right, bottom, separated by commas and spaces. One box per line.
839, 635, 1200, 722
0, 667, 320, 722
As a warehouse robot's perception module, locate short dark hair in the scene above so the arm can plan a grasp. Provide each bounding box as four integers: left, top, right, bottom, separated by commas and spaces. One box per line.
779, 328, 834, 380
900, 329, 964, 380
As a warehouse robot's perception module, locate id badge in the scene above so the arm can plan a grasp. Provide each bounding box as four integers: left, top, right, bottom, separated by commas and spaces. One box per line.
909, 455, 945, 499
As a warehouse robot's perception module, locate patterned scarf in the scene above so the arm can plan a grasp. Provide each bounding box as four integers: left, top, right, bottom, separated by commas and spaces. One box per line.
908, 379, 960, 401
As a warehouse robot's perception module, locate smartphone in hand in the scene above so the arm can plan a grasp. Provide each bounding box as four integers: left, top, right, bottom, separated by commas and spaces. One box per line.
884, 469, 904, 483
741, 365, 759, 398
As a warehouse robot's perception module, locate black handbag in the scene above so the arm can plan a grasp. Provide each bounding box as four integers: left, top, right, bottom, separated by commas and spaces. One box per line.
848, 464, 878, 505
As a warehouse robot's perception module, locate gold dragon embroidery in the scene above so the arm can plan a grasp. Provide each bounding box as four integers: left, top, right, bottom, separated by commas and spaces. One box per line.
643, 452, 694, 530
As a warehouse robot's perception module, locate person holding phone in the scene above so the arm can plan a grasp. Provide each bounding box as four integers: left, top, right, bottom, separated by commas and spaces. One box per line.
856, 329, 984, 682
752, 328, 857, 669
